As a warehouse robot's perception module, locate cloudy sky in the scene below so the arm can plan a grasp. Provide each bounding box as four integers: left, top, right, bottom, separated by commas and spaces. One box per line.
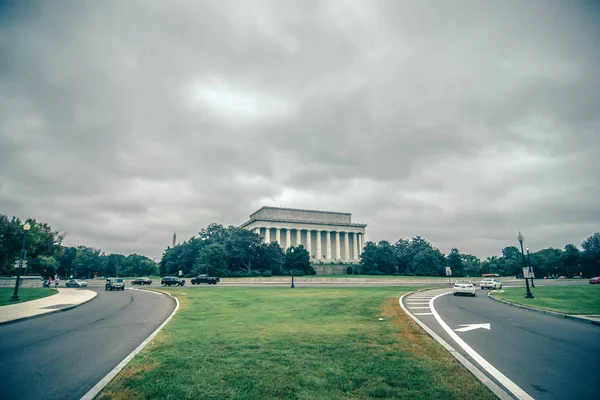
1, 0, 599, 260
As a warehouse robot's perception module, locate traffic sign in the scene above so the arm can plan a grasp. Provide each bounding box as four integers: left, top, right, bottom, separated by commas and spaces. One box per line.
445, 267, 452, 276
523, 268, 534, 278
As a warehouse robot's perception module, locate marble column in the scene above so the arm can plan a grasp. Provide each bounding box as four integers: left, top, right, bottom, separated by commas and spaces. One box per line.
275, 228, 281, 244
326, 231, 331, 260
344, 232, 350, 261
352, 232, 359, 260
255, 228, 260, 236
306, 230, 312, 256
335, 231, 341, 260
286, 229, 291, 249
316, 230, 322, 259
296, 230, 302, 246
264, 228, 270, 244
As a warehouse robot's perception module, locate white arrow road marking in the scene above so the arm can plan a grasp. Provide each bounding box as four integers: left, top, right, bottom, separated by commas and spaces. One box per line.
454, 323, 491, 332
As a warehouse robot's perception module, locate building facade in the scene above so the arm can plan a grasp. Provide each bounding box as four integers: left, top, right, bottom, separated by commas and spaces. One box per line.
240, 207, 367, 263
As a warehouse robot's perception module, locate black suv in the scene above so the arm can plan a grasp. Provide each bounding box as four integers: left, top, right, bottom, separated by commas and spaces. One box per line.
161, 276, 185, 286
105, 278, 125, 291
131, 277, 153, 285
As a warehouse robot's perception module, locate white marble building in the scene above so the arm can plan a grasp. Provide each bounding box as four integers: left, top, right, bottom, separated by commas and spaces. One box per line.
240, 207, 367, 263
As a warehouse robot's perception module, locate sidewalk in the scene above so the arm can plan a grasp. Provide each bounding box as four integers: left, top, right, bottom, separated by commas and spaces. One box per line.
0, 288, 97, 325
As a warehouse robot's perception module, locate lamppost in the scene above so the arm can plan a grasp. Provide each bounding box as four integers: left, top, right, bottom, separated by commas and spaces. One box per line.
10, 223, 31, 302
526, 247, 535, 288
517, 232, 534, 299
290, 247, 295, 288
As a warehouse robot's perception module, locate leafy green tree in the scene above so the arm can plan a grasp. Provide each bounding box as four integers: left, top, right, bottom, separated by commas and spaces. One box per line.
72, 246, 106, 279
447, 248, 464, 276
359, 242, 380, 274
57, 246, 78, 277
410, 248, 443, 276
461, 254, 481, 277
224, 228, 264, 273
501, 246, 522, 277
262, 242, 285, 275
561, 244, 580, 277
194, 243, 229, 276
28, 256, 59, 278
581, 233, 600, 278
106, 253, 126, 277
284, 245, 314, 275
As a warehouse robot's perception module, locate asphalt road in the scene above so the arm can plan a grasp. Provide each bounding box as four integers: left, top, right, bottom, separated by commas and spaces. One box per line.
0, 287, 175, 400
404, 289, 600, 400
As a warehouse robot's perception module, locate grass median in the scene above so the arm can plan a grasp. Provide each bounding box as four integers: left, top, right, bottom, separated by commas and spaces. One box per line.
0, 287, 57, 306
99, 287, 494, 400
491, 285, 600, 315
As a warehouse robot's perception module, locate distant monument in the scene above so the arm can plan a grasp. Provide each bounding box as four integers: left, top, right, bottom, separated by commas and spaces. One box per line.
172, 232, 176, 247
240, 206, 367, 264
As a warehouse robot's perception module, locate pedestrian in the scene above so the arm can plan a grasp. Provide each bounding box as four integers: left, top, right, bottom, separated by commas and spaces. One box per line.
55, 277, 59, 288
48, 276, 52, 288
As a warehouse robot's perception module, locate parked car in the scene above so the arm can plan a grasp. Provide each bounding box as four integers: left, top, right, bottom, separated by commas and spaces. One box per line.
572, 276, 583, 279
453, 280, 476, 296
161, 276, 186, 286
479, 278, 502, 290
66, 279, 88, 288
191, 275, 220, 285
105, 278, 125, 291
131, 277, 153, 285
589, 277, 600, 284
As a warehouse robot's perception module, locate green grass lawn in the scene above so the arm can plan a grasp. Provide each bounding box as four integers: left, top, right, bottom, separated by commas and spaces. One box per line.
0, 288, 57, 306
491, 285, 600, 315
99, 287, 494, 400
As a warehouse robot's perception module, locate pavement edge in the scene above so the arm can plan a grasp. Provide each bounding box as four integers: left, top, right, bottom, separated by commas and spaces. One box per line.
0, 290, 98, 326
487, 292, 600, 326
80, 289, 180, 400
399, 289, 513, 400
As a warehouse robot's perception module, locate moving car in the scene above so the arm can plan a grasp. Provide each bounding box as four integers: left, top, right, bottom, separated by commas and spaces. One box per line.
191, 275, 220, 285
479, 278, 502, 290
131, 277, 153, 285
589, 277, 600, 284
66, 279, 88, 288
161, 276, 186, 286
453, 280, 476, 296
105, 278, 125, 291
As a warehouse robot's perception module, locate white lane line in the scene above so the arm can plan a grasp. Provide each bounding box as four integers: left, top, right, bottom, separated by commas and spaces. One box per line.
414, 312, 434, 315
405, 302, 430, 304
429, 293, 533, 400
408, 306, 430, 309
80, 290, 180, 400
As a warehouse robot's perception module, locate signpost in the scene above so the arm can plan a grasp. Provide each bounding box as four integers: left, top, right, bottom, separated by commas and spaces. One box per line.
522, 268, 534, 279
446, 267, 452, 286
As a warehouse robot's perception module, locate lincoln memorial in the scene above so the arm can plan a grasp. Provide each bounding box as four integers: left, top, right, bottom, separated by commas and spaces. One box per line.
240, 207, 367, 263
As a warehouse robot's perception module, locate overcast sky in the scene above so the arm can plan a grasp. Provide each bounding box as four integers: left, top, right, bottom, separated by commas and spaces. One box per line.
1, 0, 599, 260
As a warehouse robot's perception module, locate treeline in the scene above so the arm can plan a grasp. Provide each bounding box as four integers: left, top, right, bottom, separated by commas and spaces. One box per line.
360, 233, 600, 278
0, 214, 158, 278
160, 223, 314, 277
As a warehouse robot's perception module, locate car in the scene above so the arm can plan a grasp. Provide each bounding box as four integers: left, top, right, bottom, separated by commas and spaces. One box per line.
479, 278, 502, 290
191, 275, 220, 285
65, 279, 88, 288
589, 277, 600, 284
453, 280, 476, 296
131, 277, 153, 285
572, 276, 583, 279
161, 276, 185, 286
105, 278, 125, 291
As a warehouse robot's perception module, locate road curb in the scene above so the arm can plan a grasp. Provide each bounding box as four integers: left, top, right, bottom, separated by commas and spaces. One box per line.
399, 289, 513, 400
487, 292, 600, 326
0, 290, 98, 326
81, 288, 180, 400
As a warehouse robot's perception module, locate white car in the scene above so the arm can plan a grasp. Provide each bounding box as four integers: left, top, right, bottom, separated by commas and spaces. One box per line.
66, 279, 88, 288
479, 278, 502, 290
453, 280, 476, 296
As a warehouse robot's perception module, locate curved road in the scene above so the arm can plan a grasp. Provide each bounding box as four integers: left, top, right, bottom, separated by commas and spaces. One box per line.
0, 287, 175, 400
402, 288, 600, 400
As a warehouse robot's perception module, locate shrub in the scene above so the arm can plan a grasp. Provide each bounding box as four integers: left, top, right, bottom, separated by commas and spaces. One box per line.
261, 270, 272, 277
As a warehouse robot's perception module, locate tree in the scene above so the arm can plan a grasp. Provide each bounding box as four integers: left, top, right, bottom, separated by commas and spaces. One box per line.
581, 233, 600, 278
410, 248, 443, 276
28, 256, 59, 278
461, 254, 481, 277
262, 242, 285, 275
284, 245, 314, 275
501, 246, 522, 277
447, 248, 464, 277
561, 244, 580, 278
224, 228, 264, 273
194, 243, 229, 276
360, 242, 380, 275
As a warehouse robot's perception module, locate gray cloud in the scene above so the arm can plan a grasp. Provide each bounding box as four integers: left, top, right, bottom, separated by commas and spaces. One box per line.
1, 0, 599, 260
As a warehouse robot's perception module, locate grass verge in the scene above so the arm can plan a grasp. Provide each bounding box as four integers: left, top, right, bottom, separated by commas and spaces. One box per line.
0, 288, 58, 306
99, 287, 494, 400
491, 285, 600, 315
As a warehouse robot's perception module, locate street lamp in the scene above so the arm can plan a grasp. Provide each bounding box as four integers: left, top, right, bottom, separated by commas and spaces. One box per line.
517, 232, 533, 299
526, 247, 535, 288
290, 247, 295, 289
10, 222, 31, 302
